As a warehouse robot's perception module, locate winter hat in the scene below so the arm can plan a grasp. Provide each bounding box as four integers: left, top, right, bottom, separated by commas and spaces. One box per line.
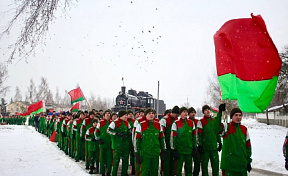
104, 109, 111, 115
230, 108, 242, 118
171, 106, 180, 114
202, 105, 210, 113
164, 109, 171, 116
145, 108, 155, 116
89, 111, 95, 115
127, 110, 133, 115
139, 109, 145, 113
111, 112, 117, 116
118, 110, 127, 117
179, 107, 188, 114
188, 107, 196, 114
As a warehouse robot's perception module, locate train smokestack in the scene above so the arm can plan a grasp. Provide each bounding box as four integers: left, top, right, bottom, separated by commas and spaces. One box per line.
121, 86, 126, 95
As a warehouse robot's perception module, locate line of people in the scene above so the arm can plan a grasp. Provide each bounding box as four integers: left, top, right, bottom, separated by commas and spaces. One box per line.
28, 103, 253, 176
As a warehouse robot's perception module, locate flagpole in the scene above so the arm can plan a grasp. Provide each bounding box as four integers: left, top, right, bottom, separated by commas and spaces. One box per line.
80, 87, 92, 111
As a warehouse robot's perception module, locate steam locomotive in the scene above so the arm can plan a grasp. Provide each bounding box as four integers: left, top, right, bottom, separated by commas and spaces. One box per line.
112, 86, 166, 115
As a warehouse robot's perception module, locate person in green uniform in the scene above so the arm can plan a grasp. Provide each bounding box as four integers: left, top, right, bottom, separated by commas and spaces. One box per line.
85, 119, 99, 174
73, 111, 85, 162
95, 110, 112, 176
127, 110, 135, 175
159, 106, 180, 176
67, 114, 75, 158
213, 104, 252, 176
171, 107, 197, 176
135, 108, 166, 176
81, 111, 95, 169
197, 105, 222, 176
188, 107, 201, 176
107, 110, 131, 176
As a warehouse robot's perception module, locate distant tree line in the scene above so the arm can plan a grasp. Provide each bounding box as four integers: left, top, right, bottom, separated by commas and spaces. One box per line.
11, 77, 113, 111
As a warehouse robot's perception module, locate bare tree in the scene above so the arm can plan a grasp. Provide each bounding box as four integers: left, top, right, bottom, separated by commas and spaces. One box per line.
26, 78, 37, 103
61, 90, 70, 109
89, 92, 97, 109
0, 62, 9, 96
270, 46, 288, 107
54, 87, 61, 106
14, 86, 22, 102
0, 0, 74, 63
36, 77, 50, 102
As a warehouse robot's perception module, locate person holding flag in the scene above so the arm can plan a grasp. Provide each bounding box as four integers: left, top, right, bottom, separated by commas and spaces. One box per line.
213, 103, 252, 175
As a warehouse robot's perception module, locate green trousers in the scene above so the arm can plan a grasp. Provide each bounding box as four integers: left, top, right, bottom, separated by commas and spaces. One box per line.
222, 170, 247, 176
89, 150, 99, 168
64, 136, 69, 154
176, 153, 192, 176
129, 145, 135, 173
75, 139, 85, 161
163, 149, 175, 176
85, 141, 90, 167
69, 137, 75, 158
193, 150, 201, 176
201, 150, 219, 176
140, 156, 159, 176
112, 148, 129, 176
100, 145, 113, 174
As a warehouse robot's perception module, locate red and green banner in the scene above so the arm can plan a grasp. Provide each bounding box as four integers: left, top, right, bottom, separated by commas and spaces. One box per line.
70, 102, 80, 112
214, 14, 282, 112
28, 100, 46, 116
68, 87, 85, 104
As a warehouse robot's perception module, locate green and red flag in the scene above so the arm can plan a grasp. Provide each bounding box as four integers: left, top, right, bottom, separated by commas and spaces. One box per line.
214, 13, 282, 112
68, 87, 85, 104
70, 102, 81, 112
28, 100, 46, 116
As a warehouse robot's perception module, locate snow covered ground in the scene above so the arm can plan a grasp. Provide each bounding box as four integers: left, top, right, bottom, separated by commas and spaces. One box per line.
241, 118, 287, 175
0, 118, 288, 176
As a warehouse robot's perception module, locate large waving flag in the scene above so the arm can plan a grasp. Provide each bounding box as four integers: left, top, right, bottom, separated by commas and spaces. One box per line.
68, 87, 85, 104
214, 13, 282, 113
28, 100, 46, 116
70, 102, 80, 112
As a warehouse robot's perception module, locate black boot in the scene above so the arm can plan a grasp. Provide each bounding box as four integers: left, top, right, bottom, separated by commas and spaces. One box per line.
95, 165, 99, 174
107, 173, 111, 176
89, 166, 94, 174
102, 174, 105, 176
85, 165, 89, 170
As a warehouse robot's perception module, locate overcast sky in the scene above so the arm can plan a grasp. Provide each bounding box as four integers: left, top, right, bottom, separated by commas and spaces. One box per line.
1, 0, 288, 110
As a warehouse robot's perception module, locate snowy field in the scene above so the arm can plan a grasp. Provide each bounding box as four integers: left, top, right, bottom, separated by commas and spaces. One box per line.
0, 119, 288, 176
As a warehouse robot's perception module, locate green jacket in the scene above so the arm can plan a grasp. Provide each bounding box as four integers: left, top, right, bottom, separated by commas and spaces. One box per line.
197, 115, 221, 150
107, 119, 131, 150
171, 118, 196, 154
73, 118, 83, 140
85, 126, 99, 151
95, 119, 112, 148
213, 112, 252, 172
135, 120, 166, 158
159, 113, 177, 150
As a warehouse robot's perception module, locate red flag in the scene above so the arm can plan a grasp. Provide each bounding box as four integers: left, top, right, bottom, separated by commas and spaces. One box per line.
28, 100, 45, 114
214, 13, 282, 112
68, 87, 85, 104
50, 131, 57, 142
70, 102, 81, 112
